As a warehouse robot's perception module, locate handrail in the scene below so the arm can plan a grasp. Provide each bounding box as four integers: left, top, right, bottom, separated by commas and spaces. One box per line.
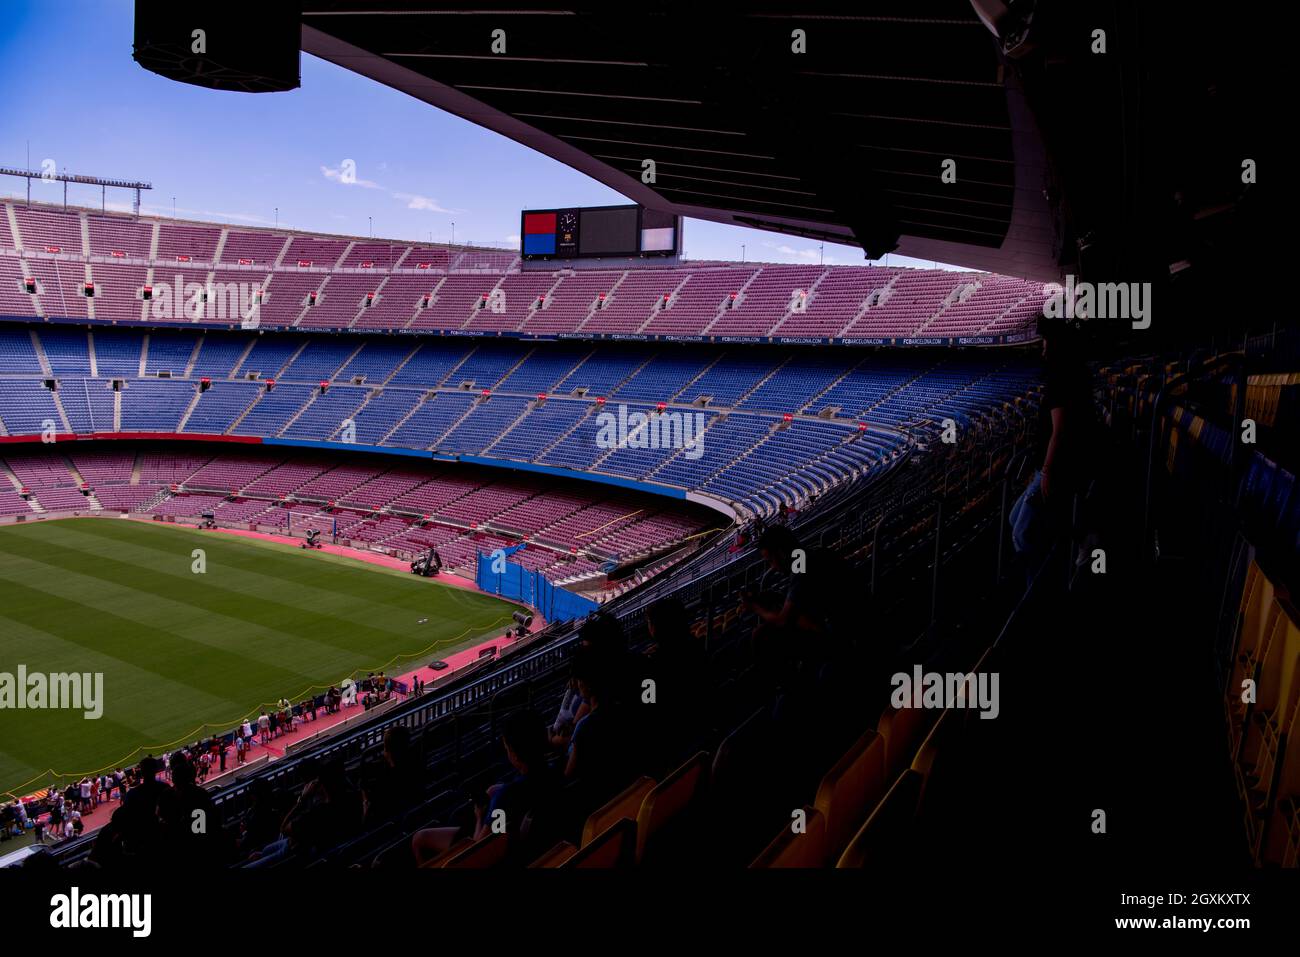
24, 395, 1032, 869
1140, 351, 1248, 558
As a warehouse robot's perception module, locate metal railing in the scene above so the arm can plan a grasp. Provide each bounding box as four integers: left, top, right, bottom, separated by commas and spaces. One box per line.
29, 398, 1038, 868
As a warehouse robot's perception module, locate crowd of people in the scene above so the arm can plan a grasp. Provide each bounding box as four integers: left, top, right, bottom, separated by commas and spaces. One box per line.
5, 673, 412, 855
399, 544, 858, 868
368, 599, 711, 867
13, 520, 865, 869
6, 768, 135, 845
362, 672, 400, 710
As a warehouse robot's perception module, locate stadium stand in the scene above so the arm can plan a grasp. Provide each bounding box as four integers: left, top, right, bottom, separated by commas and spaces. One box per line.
0, 444, 717, 584
55, 391, 1017, 873
0, 7, 1283, 934
0, 203, 1047, 341
0, 326, 1042, 516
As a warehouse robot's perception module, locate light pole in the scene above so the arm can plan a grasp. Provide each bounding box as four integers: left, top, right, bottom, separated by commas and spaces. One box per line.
819, 243, 824, 265
274, 207, 278, 229
451, 222, 456, 246
741, 244, 746, 264
368, 216, 372, 238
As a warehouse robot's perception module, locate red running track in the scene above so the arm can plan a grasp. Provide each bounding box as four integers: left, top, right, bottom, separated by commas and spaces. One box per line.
14, 517, 545, 844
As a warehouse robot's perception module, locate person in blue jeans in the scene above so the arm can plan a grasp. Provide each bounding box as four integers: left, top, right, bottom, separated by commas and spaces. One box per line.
1010, 469, 1046, 556
1012, 316, 1095, 566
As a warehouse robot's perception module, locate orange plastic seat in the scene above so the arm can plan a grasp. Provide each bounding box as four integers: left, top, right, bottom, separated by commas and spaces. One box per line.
635, 751, 709, 864
528, 840, 578, 868
750, 807, 826, 868
565, 818, 636, 868
837, 770, 923, 869
581, 776, 655, 848
814, 730, 887, 865
440, 832, 508, 869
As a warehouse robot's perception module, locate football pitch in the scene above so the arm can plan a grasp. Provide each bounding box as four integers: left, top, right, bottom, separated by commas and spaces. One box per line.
0, 517, 522, 798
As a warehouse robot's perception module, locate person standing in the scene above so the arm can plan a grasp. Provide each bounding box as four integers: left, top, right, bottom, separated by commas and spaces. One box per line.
1010, 316, 1096, 565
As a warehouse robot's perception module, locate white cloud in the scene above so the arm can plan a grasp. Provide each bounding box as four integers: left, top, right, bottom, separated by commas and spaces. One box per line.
778, 245, 820, 261
320, 164, 381, 190
759, 241, 824, 263
504, 234, 521, 245
134, 202, 286, 227
394, 191, 454, 214
319, 163, 459, 215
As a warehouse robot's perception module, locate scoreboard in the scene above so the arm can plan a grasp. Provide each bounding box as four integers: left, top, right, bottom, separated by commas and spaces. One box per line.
521, 204, 679, 261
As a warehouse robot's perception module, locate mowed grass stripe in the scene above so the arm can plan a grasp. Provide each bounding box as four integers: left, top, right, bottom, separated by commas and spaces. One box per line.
0, 544, 357, 682
1, 521, 515, 645
0, 610, 193, 785
56, 518, 485, 607
0, 612, 253, 721
0, 534, 467, 663
68, 518, 496, 616
0, 615, 247, 785
2, 521, 503, 639
0, 577, 320, 702
0, 713, 149, 794
0, 582, 300, 796
0, 521, 516, 677
0, 605, 266, 717
0, 519, 524, 796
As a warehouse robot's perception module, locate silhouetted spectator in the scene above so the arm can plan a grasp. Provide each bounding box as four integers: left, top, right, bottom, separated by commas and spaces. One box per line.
577, 611, 635, 705
235, 778, 281, 858
1011, 316, 1097, 565
363, 726, 421, 827
743, 524, 854, 680
485, 708, 560, 862
115, 756, 169, 863
565, 645, 635, 807
641, 597, 703, 756
410, 708, 558, 866
20, 848, 59, 873
160, 752, 225, 868
245, 759, 360, 867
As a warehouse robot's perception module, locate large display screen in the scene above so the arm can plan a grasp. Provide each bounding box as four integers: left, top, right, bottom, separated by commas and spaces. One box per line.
578, 206, 639, 255
520, 204, 678, 260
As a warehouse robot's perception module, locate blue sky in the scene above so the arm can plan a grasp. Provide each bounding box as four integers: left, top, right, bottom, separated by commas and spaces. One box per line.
0, 1, 957, 269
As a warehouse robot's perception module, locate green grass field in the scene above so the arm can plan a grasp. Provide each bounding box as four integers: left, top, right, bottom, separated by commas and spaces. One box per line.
0, 518, 522, 798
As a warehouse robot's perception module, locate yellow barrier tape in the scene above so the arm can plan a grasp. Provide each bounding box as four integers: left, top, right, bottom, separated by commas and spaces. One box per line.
1, 614, 514, 801
574, 509, 642, 540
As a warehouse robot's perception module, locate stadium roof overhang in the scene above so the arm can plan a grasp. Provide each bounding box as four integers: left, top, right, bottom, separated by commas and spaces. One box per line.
134, 2, 1263, 299
298, 2, 1062, 280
